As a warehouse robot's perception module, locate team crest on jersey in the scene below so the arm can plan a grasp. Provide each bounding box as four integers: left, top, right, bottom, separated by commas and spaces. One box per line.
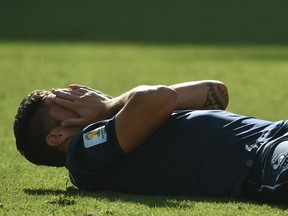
83, 126, 107, 148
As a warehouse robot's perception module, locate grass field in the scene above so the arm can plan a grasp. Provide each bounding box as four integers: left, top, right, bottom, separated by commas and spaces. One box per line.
1, 42, 288, 215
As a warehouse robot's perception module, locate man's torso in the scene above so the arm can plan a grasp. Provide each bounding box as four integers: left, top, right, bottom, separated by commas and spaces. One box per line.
66, 110, 288, 197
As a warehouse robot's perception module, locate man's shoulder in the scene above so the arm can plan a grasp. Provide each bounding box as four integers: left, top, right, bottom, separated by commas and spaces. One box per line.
83, 119, 112, 133
68, 118, 116, 153
65, 117, 125, 190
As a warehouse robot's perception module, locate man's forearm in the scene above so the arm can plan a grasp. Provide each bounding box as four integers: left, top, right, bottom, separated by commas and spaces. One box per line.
170, 80, 229, 110
105, 85, 172, 118
104, 92, 131, 118
106, 80, 229, 118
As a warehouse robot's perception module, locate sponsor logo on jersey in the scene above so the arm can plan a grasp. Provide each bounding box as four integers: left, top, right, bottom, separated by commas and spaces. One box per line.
83, 126, 107, 148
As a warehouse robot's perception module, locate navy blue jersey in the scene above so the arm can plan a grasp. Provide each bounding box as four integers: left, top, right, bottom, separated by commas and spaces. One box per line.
66, 110, 288, 197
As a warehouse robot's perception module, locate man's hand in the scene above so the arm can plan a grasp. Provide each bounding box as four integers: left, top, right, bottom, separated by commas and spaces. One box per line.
49, 84, 112, 127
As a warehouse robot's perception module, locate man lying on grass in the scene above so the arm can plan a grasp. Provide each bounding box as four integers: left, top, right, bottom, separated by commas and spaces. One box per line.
14, 80, 288, 203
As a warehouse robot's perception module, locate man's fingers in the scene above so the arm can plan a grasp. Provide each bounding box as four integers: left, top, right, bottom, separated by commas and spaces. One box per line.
68, 84, 113, 99
68, 84, 83, 88
48, 94, 74, 109
69, 84, 87, 90
62, 118, 89, 127
51, 89, 79, 101
69, 84, 95, 93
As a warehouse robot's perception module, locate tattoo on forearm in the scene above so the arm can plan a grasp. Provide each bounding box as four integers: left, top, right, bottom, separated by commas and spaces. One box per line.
201, 83, 225, 110
217, 84, 229, 104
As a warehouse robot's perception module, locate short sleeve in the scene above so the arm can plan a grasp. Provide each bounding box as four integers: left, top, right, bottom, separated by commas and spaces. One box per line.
81, 118, 126, 167
66, 118, 126, 181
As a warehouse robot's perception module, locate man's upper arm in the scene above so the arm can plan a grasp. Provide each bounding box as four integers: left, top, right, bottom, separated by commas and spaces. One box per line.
114, 86, 177, 153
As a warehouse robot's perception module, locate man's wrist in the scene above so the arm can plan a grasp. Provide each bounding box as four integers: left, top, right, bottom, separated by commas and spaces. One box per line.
104, 98, 123, 119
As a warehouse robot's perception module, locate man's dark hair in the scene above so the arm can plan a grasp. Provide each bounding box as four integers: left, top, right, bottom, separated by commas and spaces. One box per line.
14, 90, 66, 167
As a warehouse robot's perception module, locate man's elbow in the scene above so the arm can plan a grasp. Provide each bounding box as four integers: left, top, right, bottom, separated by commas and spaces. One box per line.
156, 86, 177, 114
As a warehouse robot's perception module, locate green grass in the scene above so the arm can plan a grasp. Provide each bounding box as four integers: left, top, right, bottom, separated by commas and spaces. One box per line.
1, 42, 288, 215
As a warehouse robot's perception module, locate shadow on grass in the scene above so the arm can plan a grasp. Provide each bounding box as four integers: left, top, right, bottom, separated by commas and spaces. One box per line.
24, 187, 288, 210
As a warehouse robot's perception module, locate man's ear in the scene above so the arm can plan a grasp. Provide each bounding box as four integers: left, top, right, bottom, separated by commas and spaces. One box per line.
46, 127, 67, 147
